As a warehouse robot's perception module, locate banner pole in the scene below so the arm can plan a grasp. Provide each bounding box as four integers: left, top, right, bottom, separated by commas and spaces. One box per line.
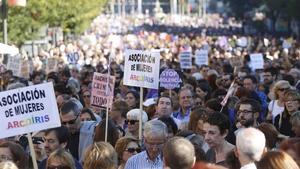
169, 89, 172, 98
105, 50, 112, 143
27, 133, 38, 169
139, 87, 144, 141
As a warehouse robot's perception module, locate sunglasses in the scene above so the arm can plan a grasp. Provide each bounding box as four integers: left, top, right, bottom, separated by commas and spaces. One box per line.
125, 147, 141, 153
32, 137, 44, 144
278, 88, 289, 91
62, 115, 79, 125
125, 119, 139, 125
47, 166, 71, 169
83, 95, 90, 98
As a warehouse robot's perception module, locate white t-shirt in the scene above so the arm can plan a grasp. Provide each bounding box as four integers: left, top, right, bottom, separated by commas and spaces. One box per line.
268, 100, 285, 123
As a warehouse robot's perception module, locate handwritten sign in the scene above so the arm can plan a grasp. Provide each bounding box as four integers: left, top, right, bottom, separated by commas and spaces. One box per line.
250, 53, 264, 70
91, 73, 115, 109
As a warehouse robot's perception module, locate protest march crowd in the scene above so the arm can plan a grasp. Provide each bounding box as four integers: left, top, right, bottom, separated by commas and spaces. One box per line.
0, 13, 300, 169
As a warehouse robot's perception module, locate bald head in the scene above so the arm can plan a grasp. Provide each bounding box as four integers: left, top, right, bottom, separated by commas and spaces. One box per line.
236, 127, 266, 162
163, 137, 195, 169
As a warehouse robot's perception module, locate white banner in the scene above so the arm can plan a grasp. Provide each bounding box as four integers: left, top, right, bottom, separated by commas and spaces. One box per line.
0, 82, 61, 139
123, 50, 160, 89
250, 53, 264, 70
179, 51, 192, 69
195, 49, 209, 66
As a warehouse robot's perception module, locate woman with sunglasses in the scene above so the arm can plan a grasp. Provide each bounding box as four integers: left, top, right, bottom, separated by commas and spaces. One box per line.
115, 137, 140, 169
125, 109, 148, 139
46, 149, 75, 169
266, 80, 291, 123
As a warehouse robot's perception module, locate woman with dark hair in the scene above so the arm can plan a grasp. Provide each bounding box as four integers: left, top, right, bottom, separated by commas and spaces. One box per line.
256, 123, 281, 150
125, 90, 140, 109
114, 137, 140, 169
188, 107, 209, 136
274, 89, 300, 137
0, 141, 28, 169
80, 108, 97, 121
94, 118, 120, 147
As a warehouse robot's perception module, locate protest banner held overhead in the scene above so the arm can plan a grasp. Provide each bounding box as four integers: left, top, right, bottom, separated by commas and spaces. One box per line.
91, 72, 115, 109
6, 55, 22, 77
250, 53, 264, 71
123, 50, 160, 89
66, 52, 80, 64
0, 82, 61, 139
195, 49, 209, 66
179, 51, 192, 69
159, 69, 182, 90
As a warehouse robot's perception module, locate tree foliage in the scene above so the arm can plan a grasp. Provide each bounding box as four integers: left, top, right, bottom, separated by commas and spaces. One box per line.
1, 0, 107, 46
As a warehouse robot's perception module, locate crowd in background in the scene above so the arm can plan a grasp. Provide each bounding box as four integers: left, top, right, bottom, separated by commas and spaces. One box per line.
0, 14, 300, 169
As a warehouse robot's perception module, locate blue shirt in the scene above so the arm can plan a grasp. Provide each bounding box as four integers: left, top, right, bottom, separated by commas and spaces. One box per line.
124, 151, 163, 169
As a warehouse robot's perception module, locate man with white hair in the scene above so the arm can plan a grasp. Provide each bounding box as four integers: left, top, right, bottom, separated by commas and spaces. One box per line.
235, 127, 266, 169
125, 119, 168, 169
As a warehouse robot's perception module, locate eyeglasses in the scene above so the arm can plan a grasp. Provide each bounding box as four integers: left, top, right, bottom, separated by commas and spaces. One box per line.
285, 99, 298, 103
144, 139, 165, 148
125, 119, 139, 125
278, 88, 289, 91
237, 110, 253, 115
47, 165, 71, 169
83, 94, 90, 98
125, 147, 141, 153
62, 115, 79, 125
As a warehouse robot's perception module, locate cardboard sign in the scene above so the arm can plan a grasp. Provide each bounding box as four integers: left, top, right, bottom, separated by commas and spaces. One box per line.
66, 52, 79, 64
91, 72, 115, 109
179, 51, 192, 69
250, 53, 264, 70
229, 57, 243, 67
123, 50, 160, 89
195, 49, 209, 66
0, 82, 61, 139
46, 58, 58, 73
6, 55, 21, 77
159, 69, 182, 90
20, 60, 30, 79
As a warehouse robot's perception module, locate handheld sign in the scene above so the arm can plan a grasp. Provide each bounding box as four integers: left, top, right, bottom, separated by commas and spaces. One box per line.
91, 72, 115, 109
0, 82, 61, 139
179, 51, 192, 69
250, 53, 264, 71
20, 60, 30, 79
6, 55, 21, 77
67, 52, 79, 64
124, 50, 160, 89
46, 58, 58, 73
159, 69, 182, 90
195, 49, 209, 66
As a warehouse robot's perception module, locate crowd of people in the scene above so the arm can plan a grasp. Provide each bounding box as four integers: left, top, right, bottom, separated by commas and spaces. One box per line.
0, 13, 300, 169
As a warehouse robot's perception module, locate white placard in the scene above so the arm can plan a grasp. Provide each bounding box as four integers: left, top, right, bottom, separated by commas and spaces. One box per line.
250, 53, 264, 70
237, 37, 248, 47
46, 58, 58, 73
179, 51, 192, 69
66, 52, 79, 64
124, 50, 160, 89
195, 49, 209, 66
0, 82, 61, 139
6, 55, 21, 77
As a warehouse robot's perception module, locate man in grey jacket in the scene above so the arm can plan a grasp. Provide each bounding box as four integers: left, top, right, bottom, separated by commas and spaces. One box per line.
60, 99, 97, 162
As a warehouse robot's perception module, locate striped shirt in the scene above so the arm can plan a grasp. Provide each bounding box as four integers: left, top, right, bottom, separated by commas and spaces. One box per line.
124, 151, 163, 169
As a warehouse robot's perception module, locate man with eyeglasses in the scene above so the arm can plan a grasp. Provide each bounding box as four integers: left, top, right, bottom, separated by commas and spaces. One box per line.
60, 99, 97, 163
125, 120, 168, 169
235, 98, 261, 130
38, 126, 83, 169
